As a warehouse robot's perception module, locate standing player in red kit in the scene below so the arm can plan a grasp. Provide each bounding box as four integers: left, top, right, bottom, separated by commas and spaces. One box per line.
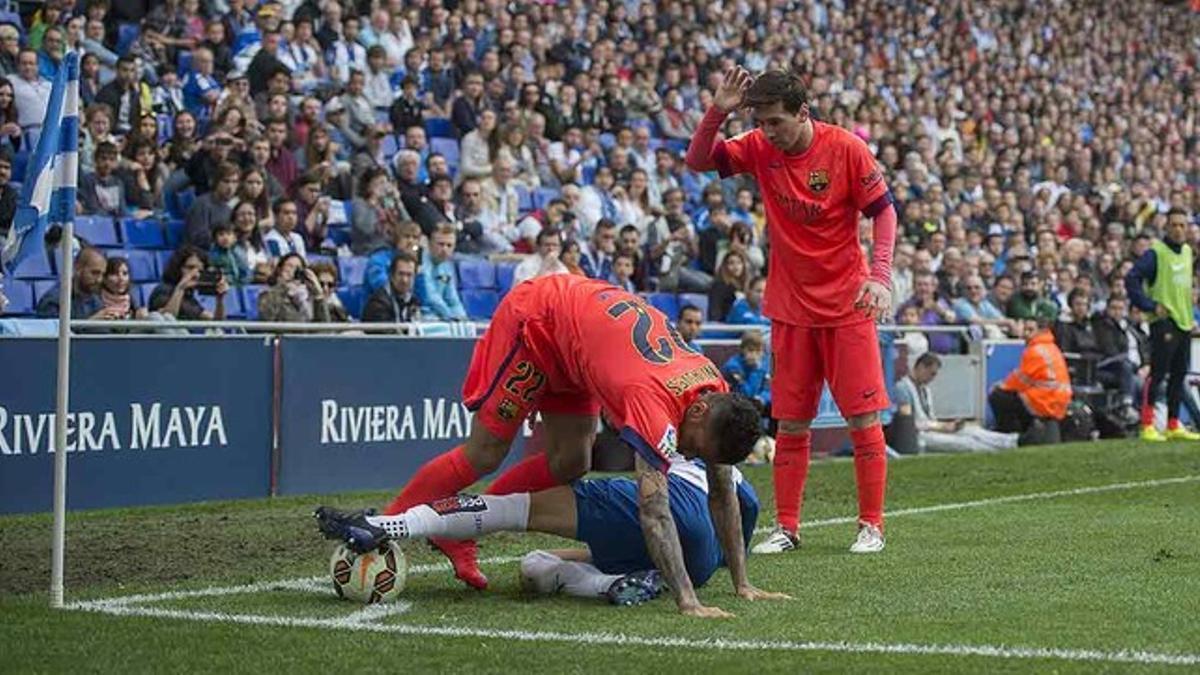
686, 68, 898, 554
316, 274, 787, 617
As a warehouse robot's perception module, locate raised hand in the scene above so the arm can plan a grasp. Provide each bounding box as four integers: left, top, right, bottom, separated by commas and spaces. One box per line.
714, 66, 753, 113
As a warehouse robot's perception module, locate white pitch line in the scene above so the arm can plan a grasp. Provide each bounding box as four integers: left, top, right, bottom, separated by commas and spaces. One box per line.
333, 601, 413, 625
69, 602, 1200, 667
70, 556, 525, 610
753, 473, 1200, 535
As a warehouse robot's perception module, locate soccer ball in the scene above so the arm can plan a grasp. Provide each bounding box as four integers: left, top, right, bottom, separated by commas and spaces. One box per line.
329, 541, 407, 604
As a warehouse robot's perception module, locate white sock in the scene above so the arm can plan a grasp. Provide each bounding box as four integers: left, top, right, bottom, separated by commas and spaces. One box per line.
519, 550, 620, 598
367, 493, 530, 540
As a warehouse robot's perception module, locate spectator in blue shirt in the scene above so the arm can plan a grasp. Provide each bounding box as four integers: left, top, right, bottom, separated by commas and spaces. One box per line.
727, 276, 770, 326
952, 274, 1015, 338
364, 220, 423, 295
419, 223, 468, 321
722, 330, 772, 417
182, 47, 222, 123
36, 247, 111, 320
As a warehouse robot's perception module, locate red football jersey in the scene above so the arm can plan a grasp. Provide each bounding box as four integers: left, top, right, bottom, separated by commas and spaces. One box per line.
713, 121, 889, 327
513, 275, 729, 472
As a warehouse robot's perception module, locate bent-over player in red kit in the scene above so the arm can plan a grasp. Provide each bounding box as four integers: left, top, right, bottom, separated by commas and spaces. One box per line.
316, 275, 788, 618
686, 68, 899, 554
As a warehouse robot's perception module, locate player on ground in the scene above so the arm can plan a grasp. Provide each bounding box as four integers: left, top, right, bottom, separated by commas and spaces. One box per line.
686, 68, 899, 554
318, 274, 784, 617
317, 458, 761, 607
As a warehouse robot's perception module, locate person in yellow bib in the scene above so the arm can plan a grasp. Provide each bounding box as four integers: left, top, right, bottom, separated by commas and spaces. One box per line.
1125, 208, 1199, 441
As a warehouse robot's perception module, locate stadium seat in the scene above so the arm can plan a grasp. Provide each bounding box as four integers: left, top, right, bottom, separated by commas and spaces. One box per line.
424, 118, 454, 138
120, 218, 166, 249
123, 250, 158, 282
326, 225, 352, 248
75, 216, 120, 247
430, 137, 460, 172
242, 285, 266, 320
138, 282, 159, 307
665, 139, 689, 155
155, 250, 174, 276
116, 23, 139, 55
338, 256, 368, 286
679, 293, 709, 319
381, 134, 400, 158
176, 50, 193, 76
164, 219, 186, 249
457, 258, 496, 289
461, 289, 499, 320
532, 187, 559, 210
1, 280, 33, 315
10, 250, 54, 279
32, 280, 56, 304
308, 254, 334, 270
195, 292, 217, 315
496, 262, 517, 294
336, 285, 366, 320
222, 287, 245, 318
166, 188, 196, 220
598, 132, 616, 150
644, 292, 680, 319
515, 184, 533, 213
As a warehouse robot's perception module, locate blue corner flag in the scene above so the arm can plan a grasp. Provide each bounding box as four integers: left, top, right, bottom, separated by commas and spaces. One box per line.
1, 51, 80, 274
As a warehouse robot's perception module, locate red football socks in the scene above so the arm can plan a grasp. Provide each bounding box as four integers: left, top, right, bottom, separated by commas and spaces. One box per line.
484, 452, 560, 496
772, 431, 812, 535
382, 445, 480, 516
1168, 417, 1181, 431
850, 425, 888, 528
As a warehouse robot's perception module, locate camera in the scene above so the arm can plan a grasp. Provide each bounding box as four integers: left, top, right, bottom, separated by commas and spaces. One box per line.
196, 268, 223, 295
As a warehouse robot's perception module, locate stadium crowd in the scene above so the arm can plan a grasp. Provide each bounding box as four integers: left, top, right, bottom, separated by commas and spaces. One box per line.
0, 0, 1196, 373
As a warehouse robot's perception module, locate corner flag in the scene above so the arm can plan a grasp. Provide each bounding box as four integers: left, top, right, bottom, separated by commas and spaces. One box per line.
0, 51, 79, 273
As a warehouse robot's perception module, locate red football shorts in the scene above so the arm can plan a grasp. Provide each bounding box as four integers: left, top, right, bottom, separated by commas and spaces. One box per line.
770, 319, 889, 421
462, 288, 600, 440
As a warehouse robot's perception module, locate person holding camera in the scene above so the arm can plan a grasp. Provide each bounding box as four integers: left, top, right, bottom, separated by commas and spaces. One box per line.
257, 252, 332, 323
148, 244, 229, 321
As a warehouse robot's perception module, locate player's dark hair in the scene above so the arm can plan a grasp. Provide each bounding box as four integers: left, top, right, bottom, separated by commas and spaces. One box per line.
744, 70, 808, 113
1167, 207, 1189, 219
707, 393, 763, 465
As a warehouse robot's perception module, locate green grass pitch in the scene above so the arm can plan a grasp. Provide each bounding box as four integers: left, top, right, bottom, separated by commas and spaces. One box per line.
1, 440, 1198, 673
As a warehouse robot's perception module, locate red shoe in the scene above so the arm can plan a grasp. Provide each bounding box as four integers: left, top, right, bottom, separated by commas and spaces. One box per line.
430, 537, 488, 590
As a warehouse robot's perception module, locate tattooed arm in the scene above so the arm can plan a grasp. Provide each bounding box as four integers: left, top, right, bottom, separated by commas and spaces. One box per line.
706, 462, 792, 602
636, 455, 732, 618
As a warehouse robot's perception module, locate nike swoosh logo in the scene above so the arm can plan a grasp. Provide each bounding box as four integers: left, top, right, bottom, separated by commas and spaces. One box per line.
1170, 263, 1186, 271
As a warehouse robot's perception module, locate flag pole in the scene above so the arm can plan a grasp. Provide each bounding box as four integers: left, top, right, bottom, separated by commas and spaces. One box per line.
48, 52, 80, 610
49, 217, 73, 609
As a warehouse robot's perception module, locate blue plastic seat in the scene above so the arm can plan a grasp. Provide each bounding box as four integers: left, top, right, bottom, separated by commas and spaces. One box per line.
678, 293, 709, 319
496, 262, 517, 294
155, 250, 174, 276
337, 256, 368, 286
424, 118, 454, 138
242, 285, 267, 320
532, 187, 559, 210
457, 258, 496, 289
429, 137, 460, 172
75, 216, 120, 247
164, 219, 186, 249
121, 218, 166, 249
138, 282, 160, 307
1, 280, 33, 315
222, 287, 245, 318
461, 289, 499, 320
644, 292, 680, 320
123, 249, 158, 282
10, 250, 54, 279
166, 188, 195, 220
515, 184, 533, 213
32, 280, 56, 304
336, 285, 366, 320
116, 23, 140, 55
